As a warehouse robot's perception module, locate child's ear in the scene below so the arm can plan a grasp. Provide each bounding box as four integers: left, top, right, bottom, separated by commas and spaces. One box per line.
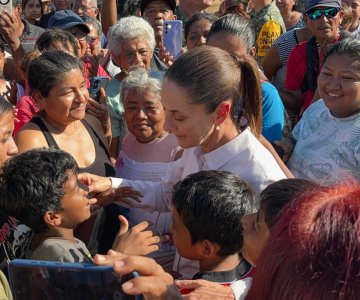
200, 240, 218, 258
43, 211, 62, 227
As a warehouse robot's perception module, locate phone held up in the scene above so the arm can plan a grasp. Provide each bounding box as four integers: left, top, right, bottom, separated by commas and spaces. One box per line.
0, 0, 12, 13
162, 20, 183, 59
89, 76, 109, 103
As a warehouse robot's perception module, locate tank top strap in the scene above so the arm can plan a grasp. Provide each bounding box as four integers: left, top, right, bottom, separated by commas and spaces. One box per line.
81, 118, 111, 158
30, 117, 59, 149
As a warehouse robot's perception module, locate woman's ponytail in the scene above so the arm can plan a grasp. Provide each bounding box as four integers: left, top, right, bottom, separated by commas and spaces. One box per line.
235, 56, 262, 138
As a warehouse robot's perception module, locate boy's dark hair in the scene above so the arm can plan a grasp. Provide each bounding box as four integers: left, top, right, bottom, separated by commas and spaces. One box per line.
172, 170, 254, 256
260, 179, 320, 229
0, 148, 78, 233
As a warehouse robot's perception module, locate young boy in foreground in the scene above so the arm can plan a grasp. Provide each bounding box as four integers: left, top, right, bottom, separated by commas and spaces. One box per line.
0, 148, 96, 263
171, 170, 254, 286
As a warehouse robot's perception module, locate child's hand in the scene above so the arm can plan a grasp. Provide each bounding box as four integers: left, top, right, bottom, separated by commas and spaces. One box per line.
112, 215, 168, 256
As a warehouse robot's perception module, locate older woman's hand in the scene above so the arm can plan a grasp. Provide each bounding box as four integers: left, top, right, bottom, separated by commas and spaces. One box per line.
94, 250, 182, 300
176, 280, 235, 300
86, 88, 112, 139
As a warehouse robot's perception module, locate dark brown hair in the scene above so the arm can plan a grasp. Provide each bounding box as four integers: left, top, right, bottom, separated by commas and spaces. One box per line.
165, 46, 262, 137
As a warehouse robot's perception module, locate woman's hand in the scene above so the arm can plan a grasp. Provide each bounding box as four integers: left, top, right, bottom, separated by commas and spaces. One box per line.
112, 215, 168, 256
94, 251, 182, 300
273, 137, 296, 163
86, 88, 112, 139
78, 173, 143, 206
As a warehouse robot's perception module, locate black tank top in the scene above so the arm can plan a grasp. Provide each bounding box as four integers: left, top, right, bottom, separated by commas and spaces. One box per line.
30, 117, 115, 177
30, 117, 122, 255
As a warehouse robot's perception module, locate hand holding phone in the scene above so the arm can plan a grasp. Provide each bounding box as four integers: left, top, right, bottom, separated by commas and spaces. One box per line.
162, 20, 183, 59
89, 76, 109, 102
0, 0, 12, 13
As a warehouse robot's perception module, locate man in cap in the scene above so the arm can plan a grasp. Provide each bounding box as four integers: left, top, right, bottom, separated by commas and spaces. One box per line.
73, 0, 99, 19
141, 0, 177, 70
283, 0, 349, 117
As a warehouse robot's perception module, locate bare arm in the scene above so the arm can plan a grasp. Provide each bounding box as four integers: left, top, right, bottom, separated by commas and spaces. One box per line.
101, 0, 117, 36
261, 45, 281, 81
0, 12, 26, 85
279, 88, 303, 116
259, 135, 294, 178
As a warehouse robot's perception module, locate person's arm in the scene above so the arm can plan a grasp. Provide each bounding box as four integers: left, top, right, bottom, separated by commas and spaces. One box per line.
94, 251, 182, 300
0, 12, 26, 85
101, 0, 117, 36
279, 88, 303, 115
259, 135, 294, 178
261, 45, 281, 81
273, 133, 296, 163
14, 124, 48, 153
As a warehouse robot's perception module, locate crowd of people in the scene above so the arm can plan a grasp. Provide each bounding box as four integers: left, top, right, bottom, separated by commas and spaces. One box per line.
0, 0, 359, 298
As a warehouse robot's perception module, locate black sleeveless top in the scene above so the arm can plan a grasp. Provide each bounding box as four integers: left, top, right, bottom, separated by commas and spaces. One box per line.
30, 117, 115, 177
30, 117, 123, 254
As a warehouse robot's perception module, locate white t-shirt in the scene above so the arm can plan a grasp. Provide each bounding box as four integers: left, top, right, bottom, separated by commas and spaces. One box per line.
112, 128, 286, 278
287, 100, 360, 183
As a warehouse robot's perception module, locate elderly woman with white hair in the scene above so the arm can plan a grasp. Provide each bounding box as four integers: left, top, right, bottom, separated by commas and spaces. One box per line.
106, 16, 157, 159
115, 68, 181, 271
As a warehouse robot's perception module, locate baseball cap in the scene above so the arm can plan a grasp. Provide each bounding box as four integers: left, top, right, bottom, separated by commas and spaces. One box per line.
305, 0, 341, 13
48, 10, 90, 34
140, 0, 176, 14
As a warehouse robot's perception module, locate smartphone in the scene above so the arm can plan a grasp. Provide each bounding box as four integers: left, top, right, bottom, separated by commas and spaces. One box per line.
163, 20, 183, 59
89, 76, 109, 102
0, 0, 12, 12
8, 259, 143, 300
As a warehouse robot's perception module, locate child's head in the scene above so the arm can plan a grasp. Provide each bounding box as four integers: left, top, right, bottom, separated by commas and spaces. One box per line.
0, 148, 95, 233
171, 170, 254, 260
241, 179, 319, 266
318, 38, 360, 118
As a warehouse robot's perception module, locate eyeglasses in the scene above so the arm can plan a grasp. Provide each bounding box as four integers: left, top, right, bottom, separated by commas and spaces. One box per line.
306, 7, 339, 20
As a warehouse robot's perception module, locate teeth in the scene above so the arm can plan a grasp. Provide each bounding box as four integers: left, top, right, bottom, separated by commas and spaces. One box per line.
328, 92, 340, 97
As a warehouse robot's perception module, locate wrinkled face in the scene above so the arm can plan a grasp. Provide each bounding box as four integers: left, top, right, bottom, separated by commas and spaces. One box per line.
186, 19, 212, 50
207, 32, 254, 58
53, 0, 71, 10
318, 54, 360, 118
171, 208, 199, 260
73, 0, 98, 18
161, 78, 216, 149
57, 171, 96, 228
142, 0, 176, 38
123, 89, 166, 143
86, 23, 101, 55
112, 37, 153, 73
36, 68, 89, 125
276, 0, 296, 13
241, 209, 270, 266
67, 26, 88, 58
0, 111, 18, 166
305, 6, 343, 42
23, 0, 42, 22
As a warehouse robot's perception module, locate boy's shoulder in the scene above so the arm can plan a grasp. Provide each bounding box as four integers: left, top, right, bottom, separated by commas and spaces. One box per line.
192, 259, 253, 285
29, 238, 92, 264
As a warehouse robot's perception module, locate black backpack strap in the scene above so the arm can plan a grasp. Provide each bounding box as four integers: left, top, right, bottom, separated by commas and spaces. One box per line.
301, 36, 319, 94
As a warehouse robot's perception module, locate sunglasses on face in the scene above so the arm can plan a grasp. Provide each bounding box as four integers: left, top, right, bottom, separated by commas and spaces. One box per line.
306, 7, 339, 20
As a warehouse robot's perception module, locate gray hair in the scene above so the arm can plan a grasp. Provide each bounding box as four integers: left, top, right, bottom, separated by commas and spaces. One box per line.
108, 16, 155, 56
120, 68, 162, 103
82, 15, 102, 37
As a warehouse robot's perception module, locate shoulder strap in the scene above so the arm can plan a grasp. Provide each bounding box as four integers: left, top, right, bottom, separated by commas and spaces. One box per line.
30, 117, 59, 149
301, 37, 319, 93
82, 117, 111, 158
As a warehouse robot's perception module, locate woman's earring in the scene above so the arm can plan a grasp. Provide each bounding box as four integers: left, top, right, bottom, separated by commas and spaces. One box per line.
215, 125, 220, 131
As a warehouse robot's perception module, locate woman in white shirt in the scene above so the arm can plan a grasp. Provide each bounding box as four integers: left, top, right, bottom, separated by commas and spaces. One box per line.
81, 46, 287, 278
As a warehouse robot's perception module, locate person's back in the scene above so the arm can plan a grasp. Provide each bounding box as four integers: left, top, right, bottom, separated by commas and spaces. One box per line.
0, 148, 97, 263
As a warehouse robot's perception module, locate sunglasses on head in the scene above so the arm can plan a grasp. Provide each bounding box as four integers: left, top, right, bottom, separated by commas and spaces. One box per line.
306, 7, 340, 20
